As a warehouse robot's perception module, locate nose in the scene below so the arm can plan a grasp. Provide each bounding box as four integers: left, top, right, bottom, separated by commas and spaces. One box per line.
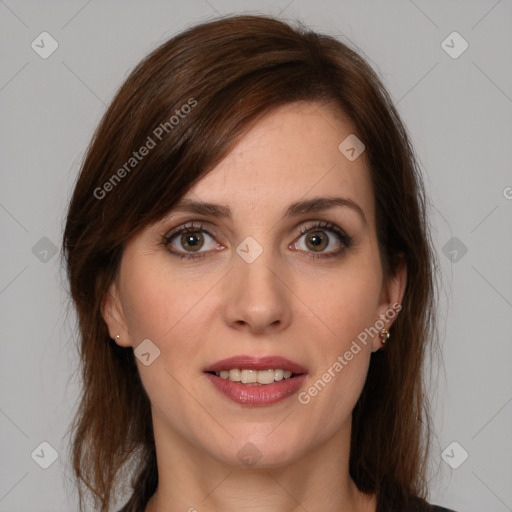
222, 247, 292, 335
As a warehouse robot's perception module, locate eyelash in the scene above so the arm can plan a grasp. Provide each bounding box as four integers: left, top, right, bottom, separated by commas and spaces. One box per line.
162, 221, 352, 261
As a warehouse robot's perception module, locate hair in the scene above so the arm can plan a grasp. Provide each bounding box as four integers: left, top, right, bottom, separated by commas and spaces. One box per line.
62, 13, 438, 512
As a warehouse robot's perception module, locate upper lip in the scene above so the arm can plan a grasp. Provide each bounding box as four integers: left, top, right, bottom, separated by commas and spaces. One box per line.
203, 355, 308, 374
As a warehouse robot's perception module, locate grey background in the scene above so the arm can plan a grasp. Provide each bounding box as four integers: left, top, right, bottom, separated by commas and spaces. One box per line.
1, 1, 511, 511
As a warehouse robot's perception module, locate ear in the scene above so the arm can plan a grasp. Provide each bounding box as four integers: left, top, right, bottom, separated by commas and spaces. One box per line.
101, 281, 131, 348
372, 254, 407, 352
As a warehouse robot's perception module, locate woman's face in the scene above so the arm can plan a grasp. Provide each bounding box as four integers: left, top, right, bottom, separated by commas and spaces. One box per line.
104, 101, 405, 469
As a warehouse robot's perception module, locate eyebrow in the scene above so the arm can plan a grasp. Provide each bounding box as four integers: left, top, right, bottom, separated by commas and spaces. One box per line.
170, 196, 367, 225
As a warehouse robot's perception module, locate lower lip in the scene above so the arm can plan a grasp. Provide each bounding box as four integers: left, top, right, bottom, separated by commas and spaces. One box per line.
205, 373, 308, 406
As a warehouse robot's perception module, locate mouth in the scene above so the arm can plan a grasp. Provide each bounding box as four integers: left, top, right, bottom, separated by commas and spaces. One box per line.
203, 355, 308, 406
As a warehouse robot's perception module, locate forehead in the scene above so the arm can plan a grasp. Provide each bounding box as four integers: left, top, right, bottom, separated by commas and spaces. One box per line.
182, 102, 374, 225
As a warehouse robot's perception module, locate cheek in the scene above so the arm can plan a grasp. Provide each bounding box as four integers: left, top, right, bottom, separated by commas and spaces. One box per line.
294, 252, 382, 414
306, 255, 383, 349
118, 250, 205, 343
120, 274, 171, 342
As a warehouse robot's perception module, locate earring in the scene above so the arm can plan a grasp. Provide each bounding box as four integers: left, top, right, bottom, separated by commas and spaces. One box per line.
380, 328, 390, 344
115, 334, 120, 340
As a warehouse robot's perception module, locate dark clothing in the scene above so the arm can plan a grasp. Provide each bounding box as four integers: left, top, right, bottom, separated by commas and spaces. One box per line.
376, 491, 456, 512
119, 492, 457, 512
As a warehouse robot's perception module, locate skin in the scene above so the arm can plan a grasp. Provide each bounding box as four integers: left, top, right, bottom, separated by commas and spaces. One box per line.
103, 101, 407, 512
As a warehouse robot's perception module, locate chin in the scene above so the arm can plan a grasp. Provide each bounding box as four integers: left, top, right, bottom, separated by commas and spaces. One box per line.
209, 428, 306, 469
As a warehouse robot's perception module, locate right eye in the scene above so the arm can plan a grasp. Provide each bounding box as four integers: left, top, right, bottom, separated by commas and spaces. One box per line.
162, 222, 223, 260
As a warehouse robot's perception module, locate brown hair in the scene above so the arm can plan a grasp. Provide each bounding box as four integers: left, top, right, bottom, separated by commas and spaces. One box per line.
63, 13, 438, 512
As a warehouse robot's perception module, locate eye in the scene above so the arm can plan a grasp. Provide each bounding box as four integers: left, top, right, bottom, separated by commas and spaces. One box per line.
162, 222, 222, 260
291, 221, 352, 259
162, 220, 352, 261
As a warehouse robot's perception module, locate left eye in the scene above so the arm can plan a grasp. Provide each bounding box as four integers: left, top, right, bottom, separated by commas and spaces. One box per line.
293, 229, 340, 253
291, 222, 351, 257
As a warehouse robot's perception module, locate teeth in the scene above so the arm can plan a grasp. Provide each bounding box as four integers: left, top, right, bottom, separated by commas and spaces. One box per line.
254, 369, 273, 384
229, 369, 241, 381
215, 368, 295, 384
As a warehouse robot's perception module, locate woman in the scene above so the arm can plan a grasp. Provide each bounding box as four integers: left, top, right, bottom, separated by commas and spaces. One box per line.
63, 14, 456, 512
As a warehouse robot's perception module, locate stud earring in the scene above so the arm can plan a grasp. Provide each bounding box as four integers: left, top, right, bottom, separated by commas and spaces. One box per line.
115, 334, 120, 340
380, 328, 390, 344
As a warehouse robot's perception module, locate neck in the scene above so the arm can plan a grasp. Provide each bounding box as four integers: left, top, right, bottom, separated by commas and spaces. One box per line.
144, 412, 376, 512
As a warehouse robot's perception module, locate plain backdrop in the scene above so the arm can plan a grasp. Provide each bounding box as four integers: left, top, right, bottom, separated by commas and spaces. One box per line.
1, 1, 511, 511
